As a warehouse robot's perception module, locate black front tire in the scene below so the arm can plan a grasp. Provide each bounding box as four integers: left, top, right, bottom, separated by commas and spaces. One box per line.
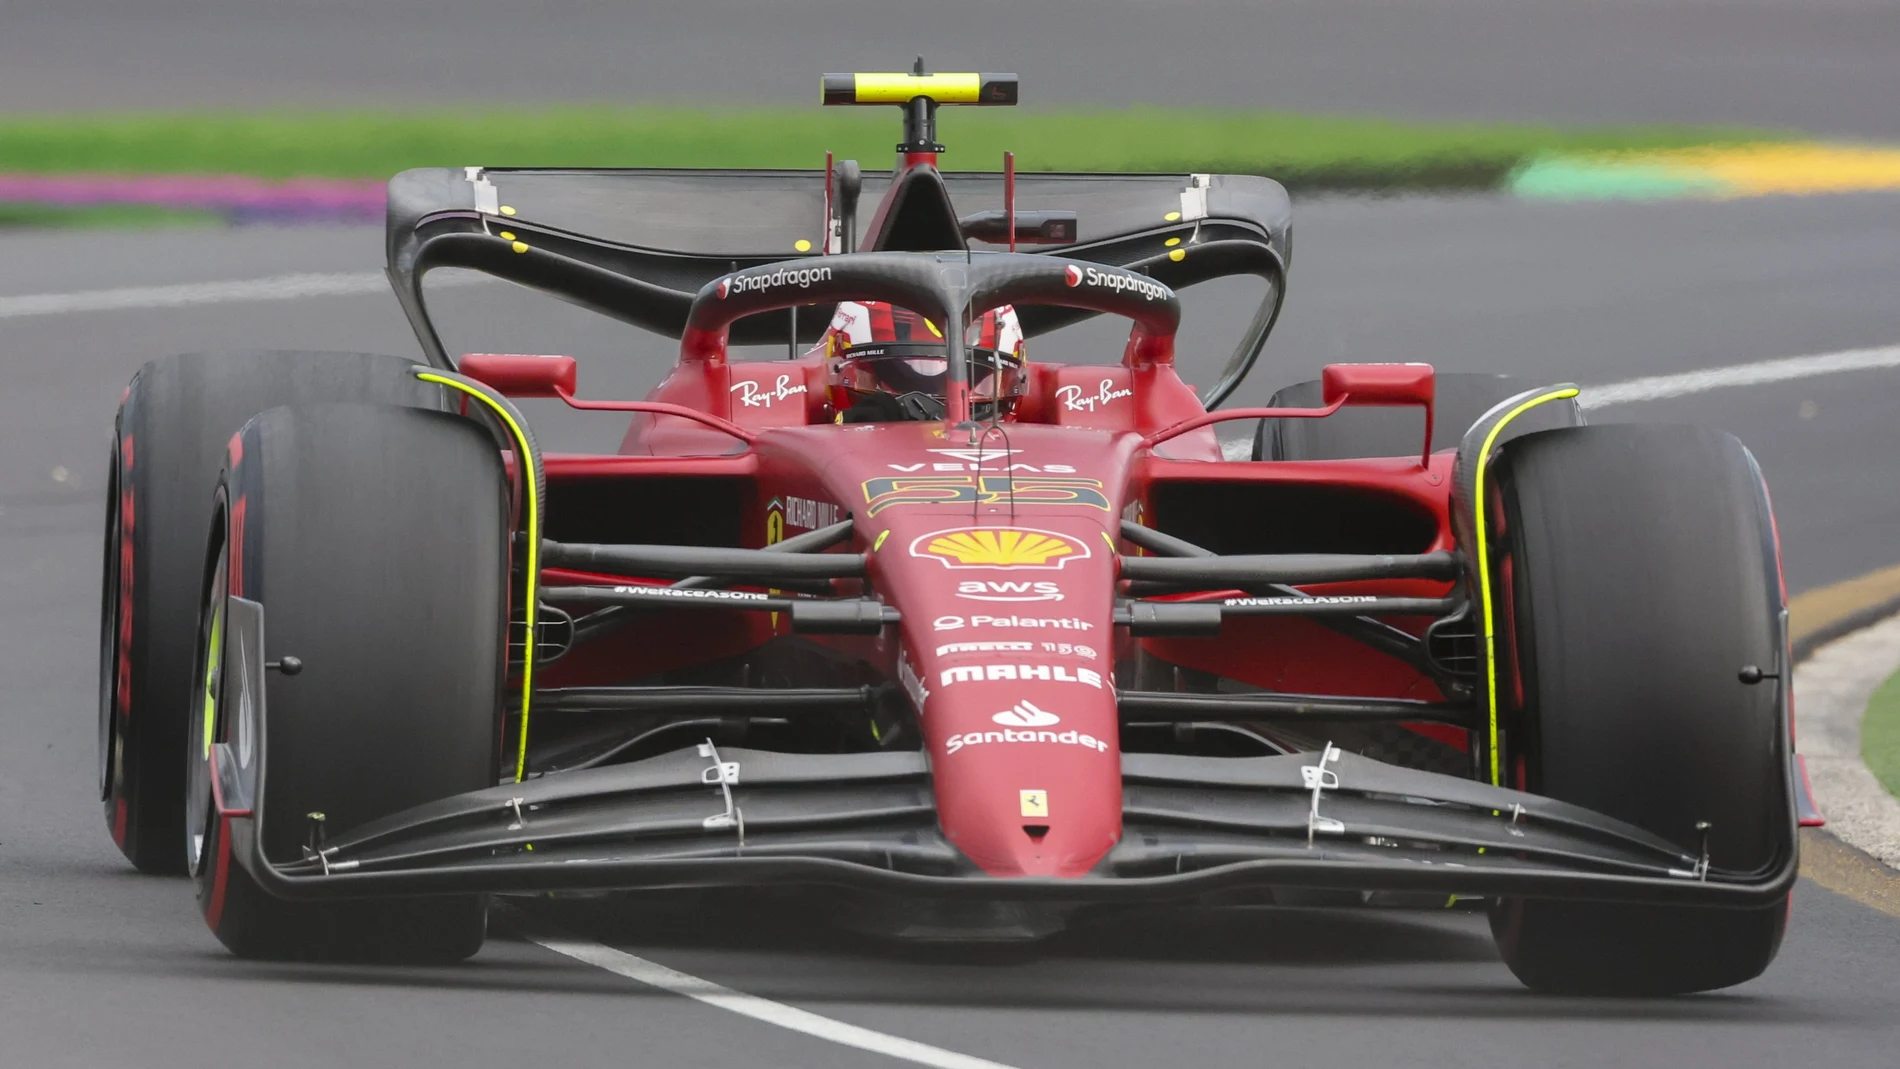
1487, 423, 1792, 995
190, 402, 507, 962
101, 351, 443, 873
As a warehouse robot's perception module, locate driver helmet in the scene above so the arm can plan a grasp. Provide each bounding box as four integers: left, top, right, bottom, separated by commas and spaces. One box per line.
822, 301, 1025, 420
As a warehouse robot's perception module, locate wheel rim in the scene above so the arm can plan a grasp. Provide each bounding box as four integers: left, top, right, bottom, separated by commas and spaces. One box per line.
97, 446, 122, 803
185, 528, 228, 877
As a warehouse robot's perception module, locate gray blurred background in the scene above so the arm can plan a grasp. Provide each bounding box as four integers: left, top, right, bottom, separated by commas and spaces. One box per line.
3, 0, 1896, 135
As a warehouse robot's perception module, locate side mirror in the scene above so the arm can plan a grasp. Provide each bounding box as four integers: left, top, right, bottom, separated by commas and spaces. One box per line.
458, 353, 578, 398
1320, 362, 1435, 408
1321, 363, 1437, 463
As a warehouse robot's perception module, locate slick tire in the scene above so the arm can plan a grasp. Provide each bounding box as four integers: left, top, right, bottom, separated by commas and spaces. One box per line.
1487, 423, 1792, 995
1252, 372, 1576, 461
102, 351, 446, 874
189, 402, 506, 962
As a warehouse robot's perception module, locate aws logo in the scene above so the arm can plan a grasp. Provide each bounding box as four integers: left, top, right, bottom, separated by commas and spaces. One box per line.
958, 580, 1063, 602
911, 527, 1091, 570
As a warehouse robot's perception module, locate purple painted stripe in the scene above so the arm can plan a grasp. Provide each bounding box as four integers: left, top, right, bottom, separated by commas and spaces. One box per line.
0, 173, 385, 221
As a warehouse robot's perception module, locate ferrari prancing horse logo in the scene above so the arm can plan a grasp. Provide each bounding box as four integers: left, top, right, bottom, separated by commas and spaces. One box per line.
1020, 790, 1049, 817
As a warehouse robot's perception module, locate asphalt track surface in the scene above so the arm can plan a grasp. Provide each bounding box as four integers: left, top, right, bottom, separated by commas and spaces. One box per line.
5, 0, 1900, 136
0, 188, 1897, 1067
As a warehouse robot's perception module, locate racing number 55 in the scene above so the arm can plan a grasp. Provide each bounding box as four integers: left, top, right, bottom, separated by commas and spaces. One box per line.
862, 476, 1111, 517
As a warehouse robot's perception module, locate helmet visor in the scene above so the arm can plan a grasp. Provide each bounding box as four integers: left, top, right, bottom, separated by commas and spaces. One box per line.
837, 343, 1020, 400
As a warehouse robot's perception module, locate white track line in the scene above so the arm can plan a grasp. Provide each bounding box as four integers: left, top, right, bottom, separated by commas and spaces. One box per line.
0, 271, 386, 318
1582, 344, 1900, 407
0, 269, 489, 319
529, 932, 1025, 1069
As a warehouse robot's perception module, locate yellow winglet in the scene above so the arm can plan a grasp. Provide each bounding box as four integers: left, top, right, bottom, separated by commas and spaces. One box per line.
822, 72, 1017, 106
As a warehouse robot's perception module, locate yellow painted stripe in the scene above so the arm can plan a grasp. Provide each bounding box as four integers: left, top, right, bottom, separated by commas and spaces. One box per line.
1790, 561, 1900, 652
849, 73, 983, 104
1801, 829, 1900, 917
417, 372, 542, 783
1555, 142, 1900, 200
1675, 144, 1900, 197
1473, 387, 1581, 785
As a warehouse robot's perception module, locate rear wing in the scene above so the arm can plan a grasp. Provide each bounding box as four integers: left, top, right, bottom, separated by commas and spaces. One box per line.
386, 166, 1291, 406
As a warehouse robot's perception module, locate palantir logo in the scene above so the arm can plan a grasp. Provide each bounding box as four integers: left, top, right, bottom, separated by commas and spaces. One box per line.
992, 700, 1060, 727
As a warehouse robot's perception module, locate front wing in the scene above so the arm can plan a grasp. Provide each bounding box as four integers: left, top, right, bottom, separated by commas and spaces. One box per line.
213, 599, 1799, 909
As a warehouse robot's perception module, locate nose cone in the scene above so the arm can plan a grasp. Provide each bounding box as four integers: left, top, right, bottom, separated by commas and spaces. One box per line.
888, 523, 1123, 878
928, 681, 1122, 876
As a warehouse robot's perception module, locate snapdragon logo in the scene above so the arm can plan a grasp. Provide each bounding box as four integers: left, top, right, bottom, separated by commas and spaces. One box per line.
1080, 266, 1170, 302
717, 265, 834, 299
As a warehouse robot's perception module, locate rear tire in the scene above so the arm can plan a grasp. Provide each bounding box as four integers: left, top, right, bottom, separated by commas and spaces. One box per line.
1254, 372, 1577, 461
101, 351, 443, 873
189, 403, 506, 962
1487, 423, 1792, 995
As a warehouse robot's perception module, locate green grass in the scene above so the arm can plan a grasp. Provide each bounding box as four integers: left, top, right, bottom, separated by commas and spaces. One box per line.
0, 107, 1789, 191
1863, 665, 1900, 800
0, 202, 223, 228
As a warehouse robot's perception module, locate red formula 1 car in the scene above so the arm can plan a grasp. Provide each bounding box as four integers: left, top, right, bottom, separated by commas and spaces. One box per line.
101, 69, 1813, 993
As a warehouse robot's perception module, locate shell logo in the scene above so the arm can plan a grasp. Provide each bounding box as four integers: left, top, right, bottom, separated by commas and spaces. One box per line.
911, 526, 1091, 570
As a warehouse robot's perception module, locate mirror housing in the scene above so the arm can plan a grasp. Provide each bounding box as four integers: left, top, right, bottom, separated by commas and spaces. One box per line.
1320, 362, 1435, 408
458, 353, 578, 398
1321, 363, 1437, 463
